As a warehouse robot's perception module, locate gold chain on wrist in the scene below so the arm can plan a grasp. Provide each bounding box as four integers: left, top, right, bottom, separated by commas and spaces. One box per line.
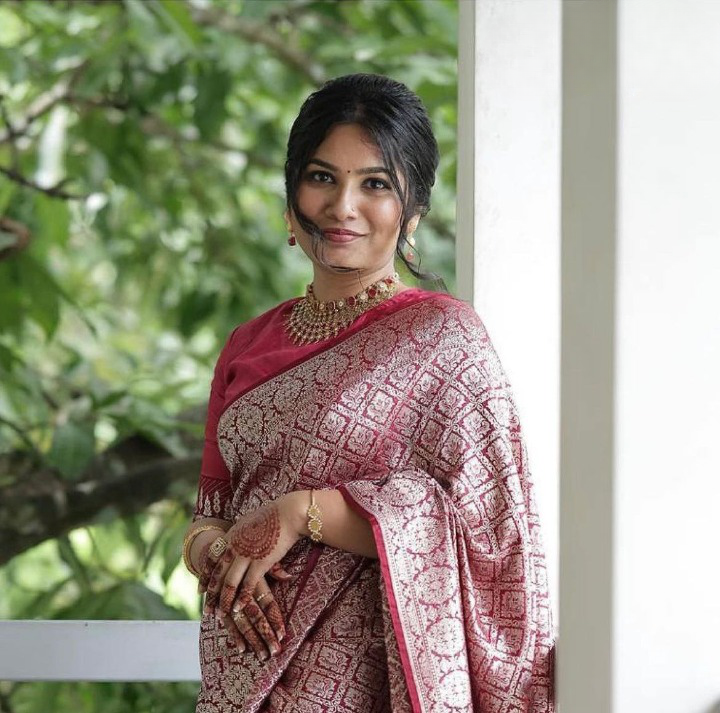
307, 489, 323, 543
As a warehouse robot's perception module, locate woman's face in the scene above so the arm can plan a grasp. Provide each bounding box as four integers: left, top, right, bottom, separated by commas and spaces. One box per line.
287, 122, 418, 274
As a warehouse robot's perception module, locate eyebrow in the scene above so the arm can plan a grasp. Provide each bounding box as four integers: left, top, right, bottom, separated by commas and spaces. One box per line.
308, 158, 389, 175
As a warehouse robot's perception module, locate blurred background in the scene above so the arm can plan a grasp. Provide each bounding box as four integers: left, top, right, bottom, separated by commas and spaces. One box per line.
0, 0, 458, 709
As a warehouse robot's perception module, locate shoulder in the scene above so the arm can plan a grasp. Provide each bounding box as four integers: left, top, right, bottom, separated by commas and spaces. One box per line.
218, 295, 300, 361
411, 290, 489, 339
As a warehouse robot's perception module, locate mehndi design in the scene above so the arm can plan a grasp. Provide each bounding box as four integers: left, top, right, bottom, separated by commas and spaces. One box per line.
229, 505, 281, 560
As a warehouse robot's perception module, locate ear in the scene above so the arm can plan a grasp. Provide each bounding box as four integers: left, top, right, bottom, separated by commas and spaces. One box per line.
407, 214, 420, 234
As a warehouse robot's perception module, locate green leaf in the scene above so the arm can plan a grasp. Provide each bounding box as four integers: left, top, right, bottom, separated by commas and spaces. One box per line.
177, 287, 217, 337
46, 421, 96, 479
194, 64, 231, 140
122, 517, 147, 561
0, 342, 21, 371
36, 194, 70, 248
0, 180, 16, 214
16, 577, 72, 618
56, 535, 92, 593
156, 0, 202, 47
54, 581, 187, 620
0, 229, 18, 251
16, 253, 61, 339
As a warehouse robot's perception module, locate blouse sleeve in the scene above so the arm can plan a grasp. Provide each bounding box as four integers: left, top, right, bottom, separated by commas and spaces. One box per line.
193, 327, 240, 522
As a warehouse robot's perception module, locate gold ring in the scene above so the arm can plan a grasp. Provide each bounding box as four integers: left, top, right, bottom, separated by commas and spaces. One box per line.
255, 592, 271, 604
208, 537, 228, 559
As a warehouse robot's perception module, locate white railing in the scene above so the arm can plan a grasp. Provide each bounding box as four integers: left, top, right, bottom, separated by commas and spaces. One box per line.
0, 621, 200, 681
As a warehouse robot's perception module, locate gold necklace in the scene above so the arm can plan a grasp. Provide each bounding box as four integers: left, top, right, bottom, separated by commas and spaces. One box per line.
286, 272, 401, 346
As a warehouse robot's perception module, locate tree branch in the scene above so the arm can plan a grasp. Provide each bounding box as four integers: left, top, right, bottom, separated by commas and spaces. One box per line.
0, 405, 208, 565
0, 437, 202, 566
190, 5, 326, 87
0, 61, 88, 145
0, 164, 86, 201
0, 217, 32, 261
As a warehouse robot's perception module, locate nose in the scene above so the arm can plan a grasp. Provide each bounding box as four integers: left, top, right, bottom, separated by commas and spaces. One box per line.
325, 183, 357, 222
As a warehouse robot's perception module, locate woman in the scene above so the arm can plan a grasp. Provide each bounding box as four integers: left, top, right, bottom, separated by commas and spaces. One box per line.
183, 73, 555, 712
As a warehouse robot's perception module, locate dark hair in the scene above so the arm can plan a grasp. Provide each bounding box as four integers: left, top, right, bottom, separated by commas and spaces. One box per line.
285, 73, 446, 291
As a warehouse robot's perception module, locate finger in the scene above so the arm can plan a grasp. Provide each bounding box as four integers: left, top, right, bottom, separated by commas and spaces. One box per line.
231, 608, 270, 662
261, 595, 286, 643
203, 562, 228, 615
198, 537, 228, 594
216, 557, 251, 617
204, 549, 237, 613
259, 594, 287, 641
204, 590, 219, 614
268, 563, 294, 581
221, 613, 247, 653
254, 580, 285, 641
237, 588, 281, 657
197, 542, 216, 593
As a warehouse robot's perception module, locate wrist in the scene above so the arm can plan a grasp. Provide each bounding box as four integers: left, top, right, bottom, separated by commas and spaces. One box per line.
279, 490, 314, 539
185, 519, 230, 576
189, 528, 223, 572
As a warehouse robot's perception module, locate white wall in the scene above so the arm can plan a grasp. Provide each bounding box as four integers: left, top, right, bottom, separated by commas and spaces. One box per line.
457, 0, 561, 624
560, 1, 720, 711
614, 1, 720, 711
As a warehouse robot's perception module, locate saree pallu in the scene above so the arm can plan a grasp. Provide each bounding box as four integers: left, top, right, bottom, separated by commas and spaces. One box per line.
194, 290, 555, 712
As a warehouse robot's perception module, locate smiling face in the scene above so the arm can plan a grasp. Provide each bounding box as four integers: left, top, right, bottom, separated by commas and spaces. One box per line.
286, 123, 419, 276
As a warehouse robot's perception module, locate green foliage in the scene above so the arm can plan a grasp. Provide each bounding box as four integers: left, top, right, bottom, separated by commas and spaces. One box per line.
0, 0, 457, 707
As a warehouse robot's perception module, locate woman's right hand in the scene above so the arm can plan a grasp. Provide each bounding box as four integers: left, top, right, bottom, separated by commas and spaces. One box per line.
218, 572, 287, 660
196, 534, 291, 661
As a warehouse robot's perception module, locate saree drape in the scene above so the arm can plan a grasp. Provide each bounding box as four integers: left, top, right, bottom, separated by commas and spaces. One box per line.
193, 288, 555, 713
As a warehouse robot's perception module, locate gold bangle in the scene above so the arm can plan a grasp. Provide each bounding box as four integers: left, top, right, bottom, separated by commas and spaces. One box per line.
307, 489, 323, 543
182, 524, 227, 577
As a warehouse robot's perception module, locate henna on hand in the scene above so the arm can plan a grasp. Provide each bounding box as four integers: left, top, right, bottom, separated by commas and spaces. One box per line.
261, 595, 286, 642
229, 505, 281, 560
220, 582, 237, 613
198, 537, 225, 593
231, 608, 270, 661
242, 594, 280, 655
197, 543, 215, 593
221, 613, 246, 653
204, 590, 219, 614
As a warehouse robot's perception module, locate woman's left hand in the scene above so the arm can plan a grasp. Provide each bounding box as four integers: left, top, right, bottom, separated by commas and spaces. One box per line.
200, 495, 303, 622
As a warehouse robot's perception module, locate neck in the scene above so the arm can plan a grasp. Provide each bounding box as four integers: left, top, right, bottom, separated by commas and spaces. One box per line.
310, 265, 407, 302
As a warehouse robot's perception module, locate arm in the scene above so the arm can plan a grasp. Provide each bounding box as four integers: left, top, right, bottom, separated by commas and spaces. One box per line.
280, 488, 378, 559
187, 488, 378, 570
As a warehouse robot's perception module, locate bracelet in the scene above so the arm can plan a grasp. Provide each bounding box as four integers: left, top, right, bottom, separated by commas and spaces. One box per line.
307, 489, 323, 543
183, 524, 227, 577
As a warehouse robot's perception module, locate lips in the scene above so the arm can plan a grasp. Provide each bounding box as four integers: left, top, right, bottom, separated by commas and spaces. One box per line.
323, 229, 364, 243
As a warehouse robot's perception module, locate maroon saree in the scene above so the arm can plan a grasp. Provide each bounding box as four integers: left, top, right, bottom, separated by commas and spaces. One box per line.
193, 288, 555, 712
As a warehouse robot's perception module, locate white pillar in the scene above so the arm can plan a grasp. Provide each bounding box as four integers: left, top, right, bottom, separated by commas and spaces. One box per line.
559, 1, 617, 710
457, 0, 562, 621
561, 1, 720, 712
614, 1, 720, 710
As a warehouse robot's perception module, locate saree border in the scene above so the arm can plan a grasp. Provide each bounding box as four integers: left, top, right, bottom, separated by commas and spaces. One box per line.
218, 289, 453, 422
338, 484, 424, 713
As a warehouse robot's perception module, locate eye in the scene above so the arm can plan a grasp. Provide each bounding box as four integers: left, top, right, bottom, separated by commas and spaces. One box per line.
365, 177, 390, 191
305, 170, 334, 183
